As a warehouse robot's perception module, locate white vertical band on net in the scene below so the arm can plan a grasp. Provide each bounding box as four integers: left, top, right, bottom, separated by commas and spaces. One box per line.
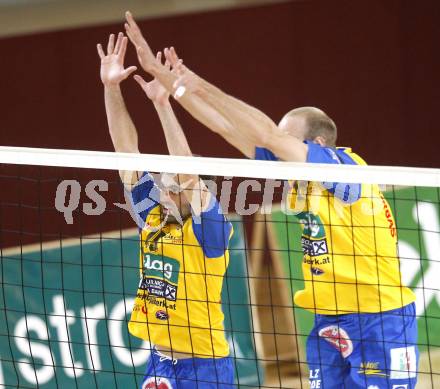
0, 146, 439, 187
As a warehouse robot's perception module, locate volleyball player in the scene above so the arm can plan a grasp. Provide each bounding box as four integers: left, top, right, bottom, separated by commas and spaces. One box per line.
97, 32, 234, 389
122, 12, 419, 388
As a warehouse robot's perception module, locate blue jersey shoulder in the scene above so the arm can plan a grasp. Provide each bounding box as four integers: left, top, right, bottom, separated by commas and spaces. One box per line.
128, 172, 160, 227
255, 147, 279, 161
306, 142, 361, 203
192, 195, 233, 259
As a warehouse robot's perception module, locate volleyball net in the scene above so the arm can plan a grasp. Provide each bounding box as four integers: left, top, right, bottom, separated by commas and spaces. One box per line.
0, 146, 439, 388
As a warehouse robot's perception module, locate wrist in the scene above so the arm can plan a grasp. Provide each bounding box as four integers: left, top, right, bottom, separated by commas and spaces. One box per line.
103, 83, 122, 91
148, 60, 161, 75
153, 100, 171, 109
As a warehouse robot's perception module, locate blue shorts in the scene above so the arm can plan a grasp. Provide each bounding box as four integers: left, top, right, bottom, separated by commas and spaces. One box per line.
307, 303, 419, 389
140, 350, 235, 389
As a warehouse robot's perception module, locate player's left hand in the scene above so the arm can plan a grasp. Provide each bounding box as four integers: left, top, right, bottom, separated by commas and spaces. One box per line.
133, 52, 171, 106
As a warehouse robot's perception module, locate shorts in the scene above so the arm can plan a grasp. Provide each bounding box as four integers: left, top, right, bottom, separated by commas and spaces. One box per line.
306, 303, 419, 389
140, 349, 235, 389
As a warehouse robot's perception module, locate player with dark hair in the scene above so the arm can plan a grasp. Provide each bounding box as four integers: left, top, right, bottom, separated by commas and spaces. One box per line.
122, 12, 419, 388
97, 32, 234, 389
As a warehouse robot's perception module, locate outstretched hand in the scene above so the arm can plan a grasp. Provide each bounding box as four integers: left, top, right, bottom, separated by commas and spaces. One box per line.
133, 52, 172, 106
97, 32, 137, 86
164, 47, 202, 99
124, 11, 157, 74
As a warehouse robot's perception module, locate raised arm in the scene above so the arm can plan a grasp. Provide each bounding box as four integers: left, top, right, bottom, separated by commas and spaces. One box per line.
124, 12, 306, 161
97, 32, 139, 187
124, 12, 257, 158
166, 48, 308, 162
133, 53, 212, 216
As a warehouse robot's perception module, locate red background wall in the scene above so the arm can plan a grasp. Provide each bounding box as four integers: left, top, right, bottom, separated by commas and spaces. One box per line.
1, 0, 439, 248
1, 0, 439, 167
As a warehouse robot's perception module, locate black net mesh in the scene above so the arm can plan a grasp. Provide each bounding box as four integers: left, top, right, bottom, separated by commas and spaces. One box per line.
0, 162, 439, 388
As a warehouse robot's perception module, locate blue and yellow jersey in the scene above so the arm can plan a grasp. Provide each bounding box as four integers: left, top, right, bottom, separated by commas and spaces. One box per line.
256, 143, 415, 314
126, 173, 233, 357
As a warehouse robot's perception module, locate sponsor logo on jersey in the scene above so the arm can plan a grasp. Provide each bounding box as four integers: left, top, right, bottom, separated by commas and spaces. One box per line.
296, 212, 330, 257
301, 237, 329, 256
139, 255, 180, 302
155, 310, 169, 320
392, 385, 408, 389
297, 212, 325, 239
358, 361, 387, 377
310, 379, 321, 388
142, 376, 172, 389
163, 232, 183, 245
136, 294, 177, 310
132, 304, 148, 315
143, 255, 180, 283
311, 267, 325, 276
303, 256, 331, 266
381, 194, 397, 237
309, 368, 321, 388
318, 325, 353, 358
138, 278, 177, 302
390, 346, 417, 379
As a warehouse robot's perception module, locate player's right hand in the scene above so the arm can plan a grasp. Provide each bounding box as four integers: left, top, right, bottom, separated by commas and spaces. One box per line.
164, 47, 202, 99
97, 33, 137, 86
124, 11, 157, 74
